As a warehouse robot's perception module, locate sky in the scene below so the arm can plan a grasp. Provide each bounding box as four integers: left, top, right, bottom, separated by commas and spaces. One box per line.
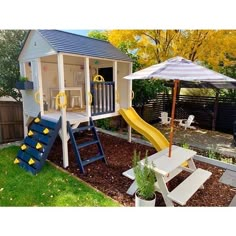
63, 30, 90, 36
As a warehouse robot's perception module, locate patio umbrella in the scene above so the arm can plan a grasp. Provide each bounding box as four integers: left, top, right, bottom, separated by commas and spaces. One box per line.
124, 56, 235, 157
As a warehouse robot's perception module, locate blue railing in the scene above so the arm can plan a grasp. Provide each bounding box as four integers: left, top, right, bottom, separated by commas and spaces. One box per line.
90, 82, 115, 116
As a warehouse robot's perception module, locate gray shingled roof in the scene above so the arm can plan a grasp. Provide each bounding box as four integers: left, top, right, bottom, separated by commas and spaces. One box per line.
38, 30, 132, 62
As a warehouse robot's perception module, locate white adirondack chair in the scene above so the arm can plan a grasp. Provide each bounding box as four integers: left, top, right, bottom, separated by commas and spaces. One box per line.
179, 115, 196, 130
159, 112, 171, 125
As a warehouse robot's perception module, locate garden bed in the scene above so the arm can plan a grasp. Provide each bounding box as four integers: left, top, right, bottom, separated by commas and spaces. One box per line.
48, 132, 236, 206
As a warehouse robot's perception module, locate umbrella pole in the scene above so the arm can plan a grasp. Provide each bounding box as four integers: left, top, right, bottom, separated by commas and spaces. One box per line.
168, 79, 179, 157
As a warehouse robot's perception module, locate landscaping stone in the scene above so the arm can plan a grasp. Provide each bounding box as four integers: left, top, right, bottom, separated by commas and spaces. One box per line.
219, 170, 236, 188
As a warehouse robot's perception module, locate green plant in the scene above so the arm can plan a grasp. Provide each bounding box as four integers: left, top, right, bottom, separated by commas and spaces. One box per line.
96, 118, 111, 130
133, 150, 156, 200
207, 148, 217, 160
182, 142, 190, 149
19, 76, 28, 82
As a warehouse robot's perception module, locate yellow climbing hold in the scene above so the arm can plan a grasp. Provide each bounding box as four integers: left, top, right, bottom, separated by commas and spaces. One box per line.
14, 158, 20, 164
21, 144, 27, 150
43, 128, 49, 134
34, 118, 40, 123
28, 158, 35, 165
36, 142, 42, 149
28, 130, 34, 136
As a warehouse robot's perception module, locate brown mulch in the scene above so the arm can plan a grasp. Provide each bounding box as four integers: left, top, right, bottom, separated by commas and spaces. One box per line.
48, 132, 236, 207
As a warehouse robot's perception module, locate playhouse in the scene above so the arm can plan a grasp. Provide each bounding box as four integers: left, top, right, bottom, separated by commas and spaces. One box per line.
16, 30, 133, 174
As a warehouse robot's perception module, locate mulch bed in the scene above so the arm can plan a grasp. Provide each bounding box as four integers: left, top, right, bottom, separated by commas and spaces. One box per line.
48, 132, 236, 207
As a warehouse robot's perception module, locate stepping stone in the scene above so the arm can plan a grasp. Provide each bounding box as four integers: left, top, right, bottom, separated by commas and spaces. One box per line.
219, 170, 236, 187
229, 195, 236, 207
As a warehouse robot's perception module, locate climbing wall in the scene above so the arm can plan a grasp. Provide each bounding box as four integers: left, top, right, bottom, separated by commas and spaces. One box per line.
14, 115, 61, 174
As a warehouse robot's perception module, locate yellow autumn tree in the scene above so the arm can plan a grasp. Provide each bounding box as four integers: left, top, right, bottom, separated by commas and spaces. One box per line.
108, 30, 180, 66
108, 30, 236, 71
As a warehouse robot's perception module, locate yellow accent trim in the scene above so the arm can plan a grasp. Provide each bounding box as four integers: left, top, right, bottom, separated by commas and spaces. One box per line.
34, 118, 40, 123
170, 127, 174, 132
14, 158, 20, 164
43, 128, 49, 134
131, 90, 134, 100
36, 143, 42, 150
55, 92, 67, 109
28, 158, 35, 165
182, 161, 188, 167
88, 92, 93, 105
116, 90, 120, 104
93, 75, 105, 82
21, 144, 27, 150
34, 91, 40, 104
28, 130, 34, 136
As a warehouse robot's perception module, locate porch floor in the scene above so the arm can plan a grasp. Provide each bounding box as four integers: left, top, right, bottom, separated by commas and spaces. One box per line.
42, 111, 88, 124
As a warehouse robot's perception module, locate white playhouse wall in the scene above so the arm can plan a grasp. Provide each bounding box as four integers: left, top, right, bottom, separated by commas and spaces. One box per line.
19, 31, 57, 118
117, 62, 132, 109
19, 31, 56, 61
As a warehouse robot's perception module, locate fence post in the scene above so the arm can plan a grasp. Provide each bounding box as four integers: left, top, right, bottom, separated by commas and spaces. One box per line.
212, 90, 219, 131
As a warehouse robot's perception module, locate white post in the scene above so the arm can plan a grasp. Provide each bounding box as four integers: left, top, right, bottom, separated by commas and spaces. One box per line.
57, 53, 69, 168
84, 57, 91, 118
128, 62, 133, 142
36, 58, 44, 115
113, 61, 118, 111
19, 62, 28, 137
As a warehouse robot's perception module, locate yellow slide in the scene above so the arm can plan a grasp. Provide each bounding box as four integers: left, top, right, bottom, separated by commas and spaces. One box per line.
119, 107, 169, 151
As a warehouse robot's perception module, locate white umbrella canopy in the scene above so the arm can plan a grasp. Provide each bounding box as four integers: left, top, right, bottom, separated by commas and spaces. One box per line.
123, 56, 235, 157
124, 56, 235, 82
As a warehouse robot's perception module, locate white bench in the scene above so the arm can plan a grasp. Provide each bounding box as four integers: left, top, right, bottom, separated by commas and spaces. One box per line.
167, 168, 212, 205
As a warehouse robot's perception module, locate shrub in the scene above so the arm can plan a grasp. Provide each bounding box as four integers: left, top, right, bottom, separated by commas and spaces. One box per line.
132, 150, 156, 200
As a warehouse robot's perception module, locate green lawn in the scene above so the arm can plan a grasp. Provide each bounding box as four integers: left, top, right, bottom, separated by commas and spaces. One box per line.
0, 146, 120, 206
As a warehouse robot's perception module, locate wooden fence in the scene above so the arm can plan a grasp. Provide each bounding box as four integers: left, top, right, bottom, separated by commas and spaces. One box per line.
0, 101, 24, 144
135, 94, 236, 134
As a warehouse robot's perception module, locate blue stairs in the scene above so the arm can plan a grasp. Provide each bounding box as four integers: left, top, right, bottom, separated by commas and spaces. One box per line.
67, 117, 106, 174
14, 114, 61, 174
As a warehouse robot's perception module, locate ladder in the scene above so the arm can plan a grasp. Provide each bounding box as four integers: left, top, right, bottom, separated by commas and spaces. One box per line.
67, 117, 107, 173
15, 114, 61, 174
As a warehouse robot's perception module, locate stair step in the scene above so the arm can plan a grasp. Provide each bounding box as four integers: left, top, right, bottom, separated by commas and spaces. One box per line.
82, 154, 105, 166
24, 137, 46, 152
20, 146, 43, 161
33, 133, 50, 145
18, 160, 37, 175
77, 140, 98, 149
16, 151, 41, 169
167, 168, 212, 206
36, 118, 57, 130
31, 123, 53, 136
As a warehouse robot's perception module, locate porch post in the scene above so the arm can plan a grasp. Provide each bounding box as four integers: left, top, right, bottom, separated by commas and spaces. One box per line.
84, 57, 91, 118
36, 58, 44, 115
57, 53, 69, 168
19, 62, 28, 137
128, 62, 133, 143
113, 61, 118, 111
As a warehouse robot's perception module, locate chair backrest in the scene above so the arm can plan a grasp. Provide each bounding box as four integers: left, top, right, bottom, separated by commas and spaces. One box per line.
186, 115, 195, 127
161, 112, 169, 123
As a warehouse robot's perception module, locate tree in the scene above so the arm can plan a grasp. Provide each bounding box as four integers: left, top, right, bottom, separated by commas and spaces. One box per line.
108, 30, 236, 70
0, 30, 28, 101
88, 30, 108, 41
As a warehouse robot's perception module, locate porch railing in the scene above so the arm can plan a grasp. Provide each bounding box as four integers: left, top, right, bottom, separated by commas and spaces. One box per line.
91, 81, 115, 116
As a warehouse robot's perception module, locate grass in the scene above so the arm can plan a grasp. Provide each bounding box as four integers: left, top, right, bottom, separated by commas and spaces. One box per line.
0, 146, 120, 207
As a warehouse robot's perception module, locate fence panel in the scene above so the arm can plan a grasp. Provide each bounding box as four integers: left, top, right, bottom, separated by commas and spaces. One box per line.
0, 101, 23, 144
134, 94, 236, 134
